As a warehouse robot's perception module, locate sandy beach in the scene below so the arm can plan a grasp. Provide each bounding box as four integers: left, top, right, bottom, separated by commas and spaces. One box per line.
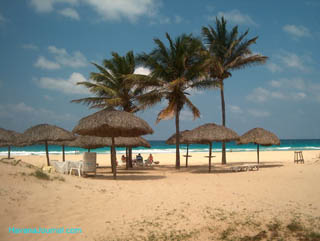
1, 150, 320, 241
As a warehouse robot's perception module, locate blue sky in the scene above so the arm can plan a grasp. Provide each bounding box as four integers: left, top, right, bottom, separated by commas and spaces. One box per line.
0, 0, 319, 140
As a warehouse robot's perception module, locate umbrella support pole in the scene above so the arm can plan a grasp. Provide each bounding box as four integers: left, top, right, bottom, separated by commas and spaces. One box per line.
45, 141, 50, 166
62, 145, 65, 162
8, 146, 11, 159
126, 148, 129, 170
186, 144, 189, 167
111, 137, 117, 179
129, 148, 133, 168
209, 143, 212, 173
257, 144, 260, 164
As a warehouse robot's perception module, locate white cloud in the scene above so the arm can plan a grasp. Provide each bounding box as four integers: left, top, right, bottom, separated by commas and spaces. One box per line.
0, 12, 7, 24
174, 15, 182, 24
215, 9, 257, 26
134, 66, 151, 75
22, 43, 39, 51
246, 87, 270, 102
248, 109, 270, 118
229, 105, 243, 114
48, 45, 88, 68
82, 0, 158, 22
30, 0, 78, 13
283, 25, 311, 38
268, 51, 313, 73
36, 72, 90, 95
58, 8, 80, 20
266, 62, 282, 73
277, 52, 308, 71
30, 0, 55, 13
180, 109, 199, 121
34, 56, 61, 70
29, 0, 164, 23
0, 102, 76, 129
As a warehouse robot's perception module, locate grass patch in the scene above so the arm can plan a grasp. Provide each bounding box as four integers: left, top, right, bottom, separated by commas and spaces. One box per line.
287, 218, 304, 232
30, 169, 50, 180
52, 175, 65, 182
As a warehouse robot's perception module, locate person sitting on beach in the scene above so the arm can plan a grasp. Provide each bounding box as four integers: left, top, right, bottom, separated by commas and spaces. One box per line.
145, 153, 153, 165
136, 153, 143, 165
121, 155, 126, 164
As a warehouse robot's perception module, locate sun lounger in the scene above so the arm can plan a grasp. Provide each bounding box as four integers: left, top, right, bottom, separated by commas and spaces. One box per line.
231, 164, 259, 172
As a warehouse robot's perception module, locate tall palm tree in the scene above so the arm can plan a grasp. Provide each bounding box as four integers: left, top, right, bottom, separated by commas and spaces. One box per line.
71, 51, 144, 168
202, 17, 268, 164
136, 33, 207, 169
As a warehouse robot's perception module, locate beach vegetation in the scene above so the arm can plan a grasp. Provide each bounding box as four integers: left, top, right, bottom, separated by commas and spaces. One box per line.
135, 33, 208, 169
201, 17, 268, 164
30, 169, 50, 180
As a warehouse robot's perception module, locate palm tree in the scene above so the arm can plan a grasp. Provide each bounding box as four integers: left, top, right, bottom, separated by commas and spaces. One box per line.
71, 51, 144, 168
202, 17, 268, 164
136, 33, 207, 169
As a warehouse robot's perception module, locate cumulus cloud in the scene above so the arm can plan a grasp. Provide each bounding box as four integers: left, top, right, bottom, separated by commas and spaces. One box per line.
30, 0, 78, 13
48, 46, 87, 68
0, 12, 7, 24
283, 24, 311, 38
29, 0, 172, 24
34, 46, 87, 70
30, 0, 55, 13
134, 66, 151, 75
0, 102, 76, 130
247, 78, 310, 103
58, 8, 80, 20
36, 72, 90, 95
228, 105, 243, 114
267, 51, 313, 73
214, 9, 257, 26
34, 56, 61, 70
266, 62, 282, 73
22, 43, 39, 51
82, 0, 157, 22
248, 109, 270, 118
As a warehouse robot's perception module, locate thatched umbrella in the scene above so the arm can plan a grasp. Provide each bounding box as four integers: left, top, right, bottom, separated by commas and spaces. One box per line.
0, 128, 21, 159
21, 124, 75, 166
72, 109, 153, 179
237, 128, 280, 164
187, 123, 239, 172
166, 130, 192, 167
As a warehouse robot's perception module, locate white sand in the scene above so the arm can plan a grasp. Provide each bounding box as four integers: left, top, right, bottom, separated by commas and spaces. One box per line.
0, 150, 320, 240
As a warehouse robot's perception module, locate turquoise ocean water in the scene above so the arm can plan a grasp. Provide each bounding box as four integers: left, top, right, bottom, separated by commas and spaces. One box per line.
1, 139, 320, 156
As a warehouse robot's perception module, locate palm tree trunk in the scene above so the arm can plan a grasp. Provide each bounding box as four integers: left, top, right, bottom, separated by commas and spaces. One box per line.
175, 109, 180, 169
220, 80, 227, 165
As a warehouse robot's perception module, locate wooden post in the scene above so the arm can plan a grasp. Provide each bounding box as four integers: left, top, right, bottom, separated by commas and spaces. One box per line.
62, 145, 65, 162
112, 137, 117, 179
8, 145, 11, 159
126, 148, 129, 170
257, 144, 260, 164
45, 141, 50, 166
209, 142, 212, 173
129, 148, 133, 168
186, 144, 189, 167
